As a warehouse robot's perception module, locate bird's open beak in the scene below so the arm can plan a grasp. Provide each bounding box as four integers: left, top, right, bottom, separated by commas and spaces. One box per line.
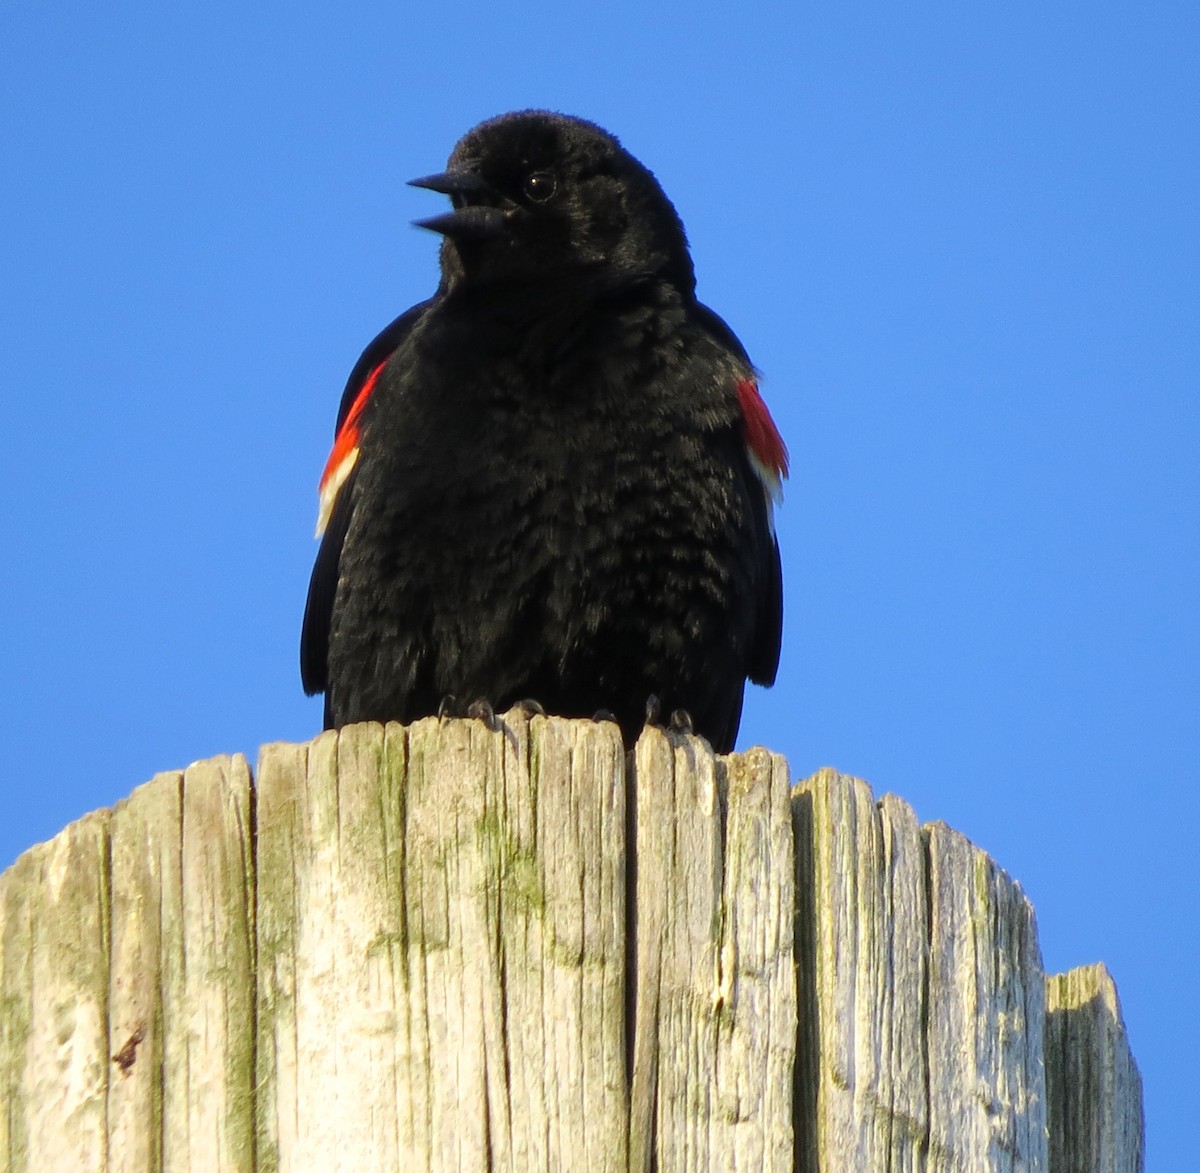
409, 170, 509, 240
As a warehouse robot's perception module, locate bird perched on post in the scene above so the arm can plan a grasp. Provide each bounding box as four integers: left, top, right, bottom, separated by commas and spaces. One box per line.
301, 111, 787, 753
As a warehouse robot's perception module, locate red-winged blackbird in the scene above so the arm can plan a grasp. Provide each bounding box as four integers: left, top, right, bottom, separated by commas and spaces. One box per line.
301, 111, 787, 752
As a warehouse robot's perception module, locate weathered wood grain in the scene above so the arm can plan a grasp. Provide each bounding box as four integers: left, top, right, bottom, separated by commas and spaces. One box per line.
0, 719, 1144, 1172
1, 810, 110, 1172
630, 730, 796, 1172
1046, 964, 1144, 1173
174, 755, 255, 1171
794, 769, 1048, 1173
255, 713, 629, 1172
493, 711, 628, 1172
106, 754, 255, 1173
255, 725, 407, 1171
924, 820, 1046, 1172
794, 772, 930, 1173
107, 768, 184, 1172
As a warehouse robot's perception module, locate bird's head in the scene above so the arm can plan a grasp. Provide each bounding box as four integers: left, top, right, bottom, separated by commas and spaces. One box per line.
411, 111, 695, 294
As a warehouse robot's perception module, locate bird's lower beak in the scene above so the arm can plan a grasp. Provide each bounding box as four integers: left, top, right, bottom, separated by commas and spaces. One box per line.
413, 205, 509, 240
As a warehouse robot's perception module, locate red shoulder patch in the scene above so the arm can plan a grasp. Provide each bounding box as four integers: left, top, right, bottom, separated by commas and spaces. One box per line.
315, 359, 388, 536
736, 377, 788, 501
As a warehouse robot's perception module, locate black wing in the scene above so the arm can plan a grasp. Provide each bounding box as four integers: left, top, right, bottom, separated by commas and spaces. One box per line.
300, 460, 358, 697
300, 301, 432, 704
334, 299, 433, 434
748, 524, 783, 687
695, 303, 785, 689
693, 303, 753, 366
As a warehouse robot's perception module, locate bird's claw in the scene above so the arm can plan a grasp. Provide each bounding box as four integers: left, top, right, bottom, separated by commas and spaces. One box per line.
437, 695, 460, 721
668, 708, 694, 735
590, 708, 616, 724
515, 697, 547, 718
467, 697, 500, 730
643, 694, 662, 728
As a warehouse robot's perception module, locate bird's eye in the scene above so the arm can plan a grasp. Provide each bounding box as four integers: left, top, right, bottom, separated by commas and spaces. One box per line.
522, 171, 557, 203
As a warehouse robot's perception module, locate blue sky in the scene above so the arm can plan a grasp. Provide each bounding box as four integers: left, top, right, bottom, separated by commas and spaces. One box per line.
2, 1, 1195, 1163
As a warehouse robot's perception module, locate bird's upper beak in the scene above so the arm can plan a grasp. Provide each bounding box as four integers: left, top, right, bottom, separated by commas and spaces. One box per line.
409, 170, 509, 240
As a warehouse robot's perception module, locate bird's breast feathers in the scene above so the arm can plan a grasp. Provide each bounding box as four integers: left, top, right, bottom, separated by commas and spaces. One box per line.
313, 349, 787, 538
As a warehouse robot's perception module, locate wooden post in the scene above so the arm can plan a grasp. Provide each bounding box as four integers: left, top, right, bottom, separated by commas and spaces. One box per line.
1046, 965, 1144, 1173
0, 714, 1143, 1171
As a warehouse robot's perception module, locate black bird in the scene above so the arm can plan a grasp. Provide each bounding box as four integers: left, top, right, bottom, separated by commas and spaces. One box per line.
301, 111, 787, 752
